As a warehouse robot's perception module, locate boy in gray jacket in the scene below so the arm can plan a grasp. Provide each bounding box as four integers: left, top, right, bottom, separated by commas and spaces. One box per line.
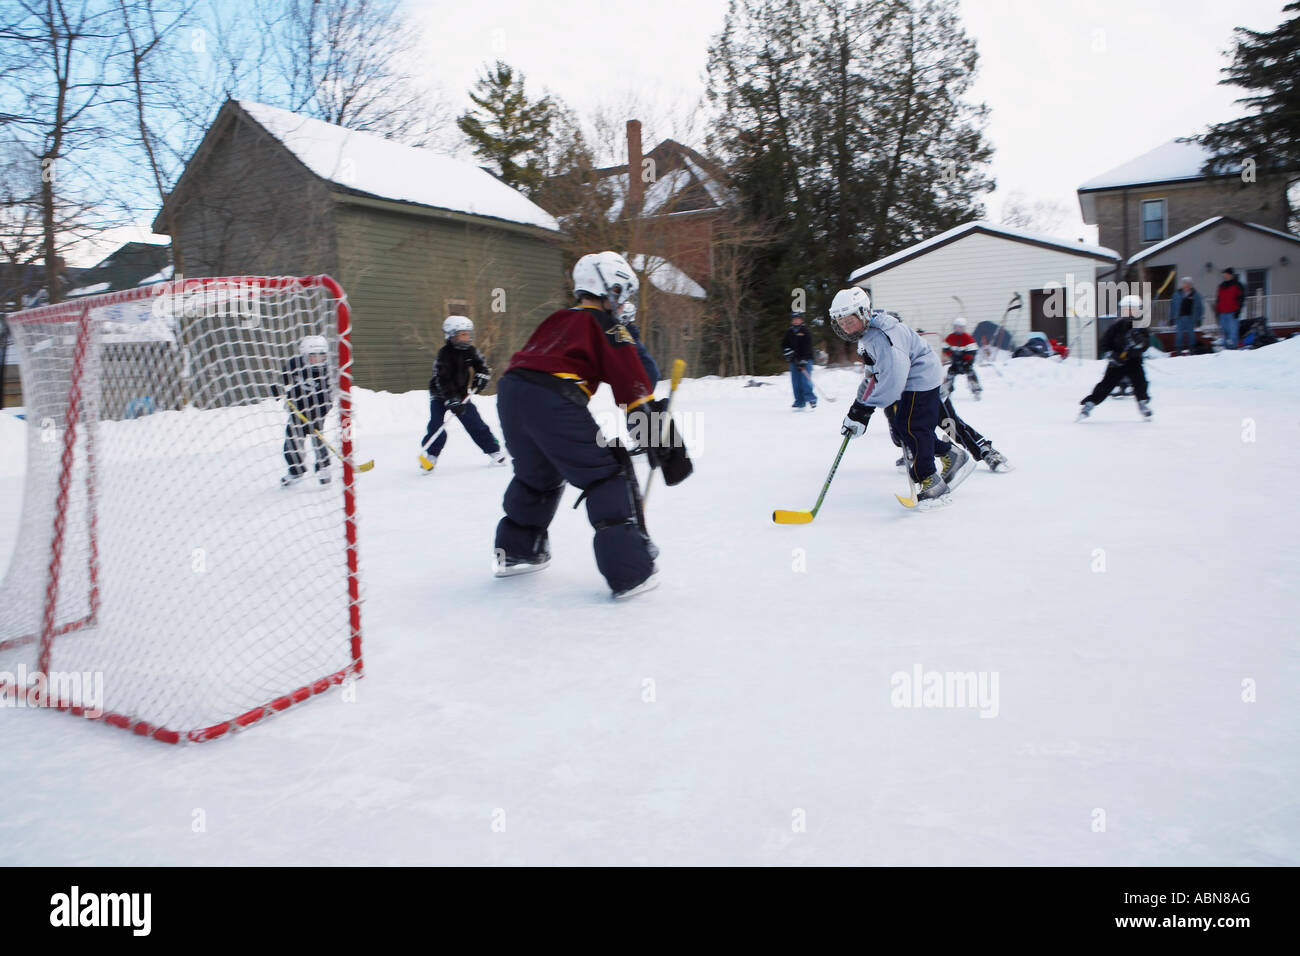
828, 287, 974, 508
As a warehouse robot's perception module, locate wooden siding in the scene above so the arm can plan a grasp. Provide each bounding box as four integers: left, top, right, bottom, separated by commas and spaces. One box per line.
333, 203, 566, 393
169, 115, 339, 280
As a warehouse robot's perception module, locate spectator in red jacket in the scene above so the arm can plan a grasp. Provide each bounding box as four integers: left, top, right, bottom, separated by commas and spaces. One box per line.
1216, 268, 1246, 350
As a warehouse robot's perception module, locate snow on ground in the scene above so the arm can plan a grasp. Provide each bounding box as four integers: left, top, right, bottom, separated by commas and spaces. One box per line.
1, 344, 1297, 865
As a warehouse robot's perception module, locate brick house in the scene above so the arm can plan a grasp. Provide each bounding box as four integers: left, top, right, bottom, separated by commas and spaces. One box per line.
1077, 138, 1293, 281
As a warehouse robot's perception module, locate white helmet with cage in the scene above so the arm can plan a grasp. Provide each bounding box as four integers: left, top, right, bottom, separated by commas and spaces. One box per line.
573, 251, 639, 309
828, 287, 872, 342
952, 317, 968, 330
299, 335, 329, 358
620, 300, 637, 322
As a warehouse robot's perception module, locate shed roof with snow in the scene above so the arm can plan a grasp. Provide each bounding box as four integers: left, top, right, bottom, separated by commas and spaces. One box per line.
849, 221, 1118, 282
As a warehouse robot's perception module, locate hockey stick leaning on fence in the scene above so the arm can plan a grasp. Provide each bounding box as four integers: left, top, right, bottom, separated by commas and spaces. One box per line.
285, 395, 374, 472
773, 433, 851, 524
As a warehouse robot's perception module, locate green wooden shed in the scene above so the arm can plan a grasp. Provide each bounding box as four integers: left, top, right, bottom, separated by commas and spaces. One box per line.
153, 99, 566, 392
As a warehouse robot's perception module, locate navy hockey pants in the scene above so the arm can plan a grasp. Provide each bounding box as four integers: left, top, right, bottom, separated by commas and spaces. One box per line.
892, 396, 988, 459
285, 415, 329, 476
422, 397, 500, 458
493, 373, 654, 593
1084, 360, 1149, 405
884, 387, 951, 482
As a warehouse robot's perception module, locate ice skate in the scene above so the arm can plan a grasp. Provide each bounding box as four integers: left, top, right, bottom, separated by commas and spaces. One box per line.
939, 445, 975, 491
915, 473, 952, 511
280, 472, 304, 488
982, 447, 1012, 472
494, 551, 551, 577
488, 449, 508, 466
1137, 399, 1152, 420
613, 569, 660, 601
418, 454, 437, 474
1076, 401, 1095, 422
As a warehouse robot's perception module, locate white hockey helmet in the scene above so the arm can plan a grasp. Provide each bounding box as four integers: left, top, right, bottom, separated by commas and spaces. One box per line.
1118, 294, 1144, 318
952, 317, 968, 330
443, 315, 474, 341
299, 335, 328, 357
620, 300, 637, 322
573, 251, 639, 309
828, 287, 872, 342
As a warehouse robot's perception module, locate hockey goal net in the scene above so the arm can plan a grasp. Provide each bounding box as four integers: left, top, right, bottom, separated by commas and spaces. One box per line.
0, 275, 362, 742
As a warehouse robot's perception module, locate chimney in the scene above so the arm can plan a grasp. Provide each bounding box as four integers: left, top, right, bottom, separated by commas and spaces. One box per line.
627, 119, 643, 215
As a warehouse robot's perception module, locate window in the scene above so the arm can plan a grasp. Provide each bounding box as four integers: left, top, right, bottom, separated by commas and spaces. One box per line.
1141, 200, 1166, 242
1244, 269, 1268, 298
444, 298, 469, 318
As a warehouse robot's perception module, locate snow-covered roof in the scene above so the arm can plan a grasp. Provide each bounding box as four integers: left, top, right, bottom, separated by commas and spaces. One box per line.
1078, 139, 1235, 192
236, 100, 560, 232
66, 282, 111, 297
641, 168, 695, 217
591, 140, 734, 223
137, 264, 175, 286
849, 221, 1119, 282
1128, 216, 1300, 265
628, 254, 707, 299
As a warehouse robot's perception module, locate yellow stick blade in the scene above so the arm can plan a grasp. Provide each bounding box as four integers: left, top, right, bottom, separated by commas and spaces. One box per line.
356, 460, 375, 472
895, 494, 916, 509
670, 359, 686, 389
773, 509, 814, 524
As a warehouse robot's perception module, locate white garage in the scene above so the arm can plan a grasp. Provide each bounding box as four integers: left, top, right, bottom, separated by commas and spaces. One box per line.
849, 221, 1121, 360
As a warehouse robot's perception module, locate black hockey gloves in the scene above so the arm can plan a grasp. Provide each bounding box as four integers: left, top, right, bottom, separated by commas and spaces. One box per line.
841, 401, 874, 438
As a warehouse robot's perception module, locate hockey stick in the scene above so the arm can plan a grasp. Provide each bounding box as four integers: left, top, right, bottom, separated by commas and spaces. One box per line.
418, 392, 480, 470
773, 434, 850, 524
285, 395, 374, 472
989, 292, 1023, 369
642, 358, 686, 505
801, 365, 837, 402
896, 443, 919, 508
417, 422, 447, 471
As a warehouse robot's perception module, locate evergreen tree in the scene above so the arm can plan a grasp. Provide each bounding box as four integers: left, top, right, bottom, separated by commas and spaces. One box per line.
457, 61, 555, 199
1196, 2, 1300, 229
705, 0, 993, 365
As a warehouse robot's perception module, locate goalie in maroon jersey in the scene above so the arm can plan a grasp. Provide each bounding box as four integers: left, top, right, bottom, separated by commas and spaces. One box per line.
492, 251, 692, 600
274, 335, 334, 487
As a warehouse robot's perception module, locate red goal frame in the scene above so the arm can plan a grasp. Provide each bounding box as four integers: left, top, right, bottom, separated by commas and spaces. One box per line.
0, 275, 363, 743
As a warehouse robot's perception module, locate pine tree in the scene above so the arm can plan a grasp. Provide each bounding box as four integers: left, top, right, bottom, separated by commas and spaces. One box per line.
1196, 2, 1300, 229
705, 0, 993, 365
457, 61, 555, 199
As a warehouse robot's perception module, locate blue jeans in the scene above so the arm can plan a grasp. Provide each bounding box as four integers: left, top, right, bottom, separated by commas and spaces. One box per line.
789, 361, 815, 406
1219, 313, 1239, 349
422, 396, 500, 457
1174, 318, 1196, 352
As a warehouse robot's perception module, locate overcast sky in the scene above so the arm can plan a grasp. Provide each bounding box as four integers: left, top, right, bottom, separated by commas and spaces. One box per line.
89, 0, 1288, 266
411, 0, 1290, 244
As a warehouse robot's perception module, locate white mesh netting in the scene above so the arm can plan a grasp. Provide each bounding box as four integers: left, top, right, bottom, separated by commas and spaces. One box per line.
0, 276, 362, 742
